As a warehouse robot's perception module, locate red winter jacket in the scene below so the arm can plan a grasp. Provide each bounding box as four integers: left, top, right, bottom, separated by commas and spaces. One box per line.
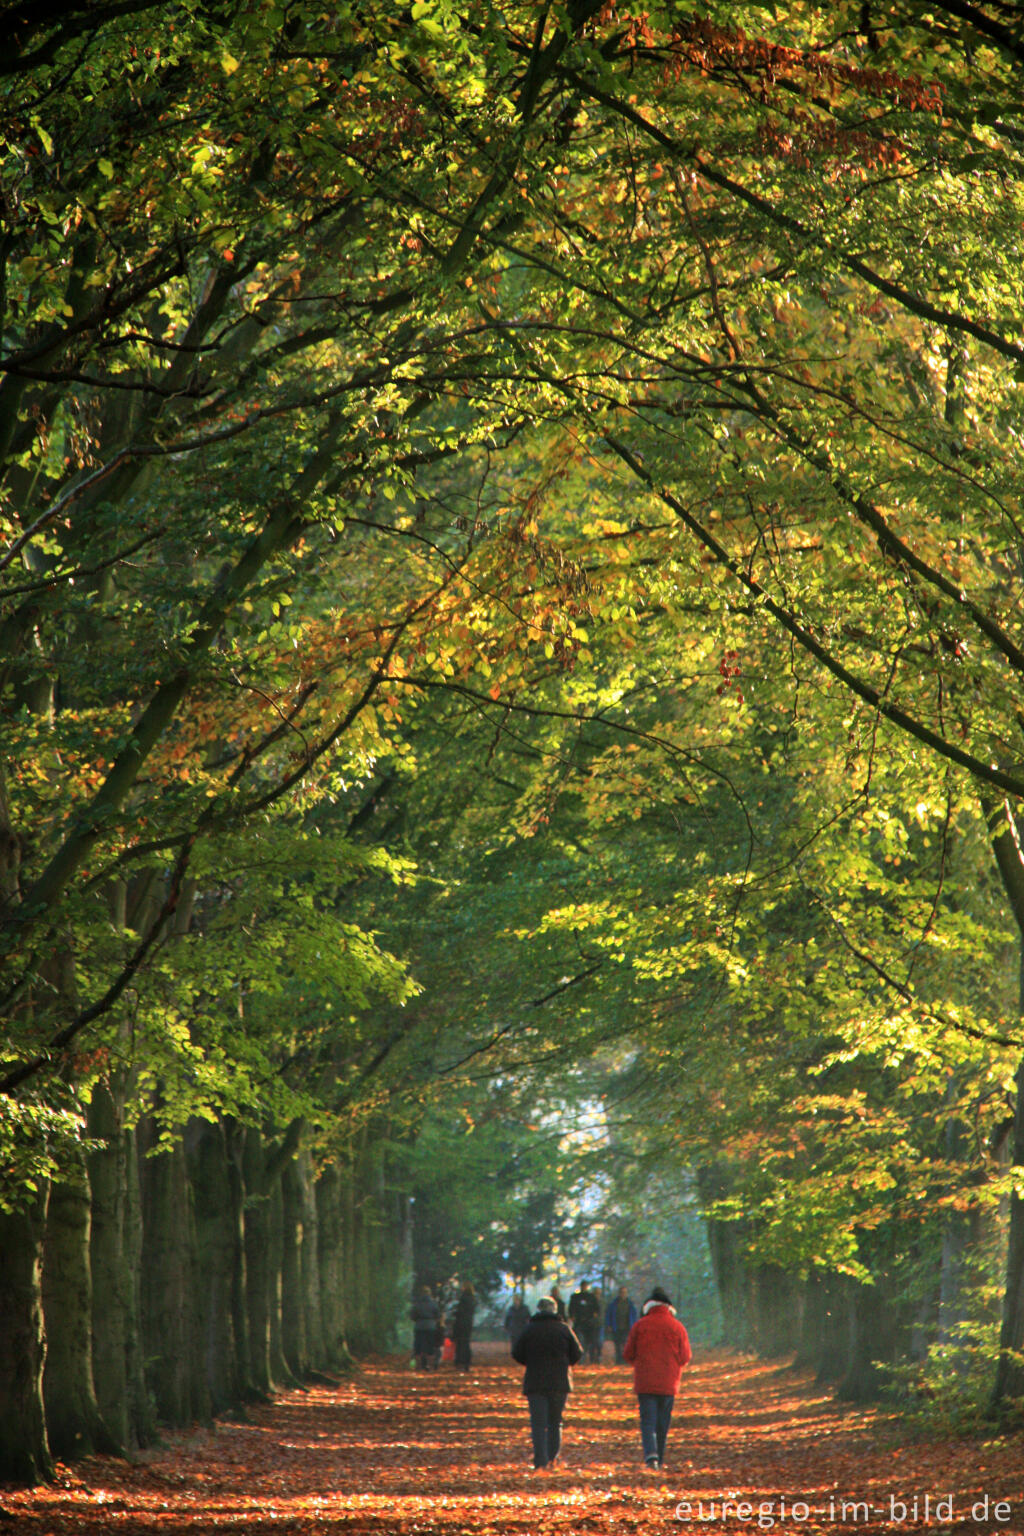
622, 1304, 692, 1395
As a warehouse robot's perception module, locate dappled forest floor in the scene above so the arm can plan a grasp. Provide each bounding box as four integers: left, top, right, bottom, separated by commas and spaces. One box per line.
3, 1343, 1022, 1534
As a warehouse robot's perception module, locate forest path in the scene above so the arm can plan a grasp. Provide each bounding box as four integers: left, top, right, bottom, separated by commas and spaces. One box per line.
3, 1342, 1022, 1534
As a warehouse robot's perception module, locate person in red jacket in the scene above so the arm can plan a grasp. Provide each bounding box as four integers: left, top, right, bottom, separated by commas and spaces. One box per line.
622, 1286, 692, 1470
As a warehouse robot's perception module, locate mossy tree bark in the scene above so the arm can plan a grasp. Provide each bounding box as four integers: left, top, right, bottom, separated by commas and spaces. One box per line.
0, 1192, 53, 1483
280, 1156, 309, 1379
242, 1125, 273, 1396
125, 1120, 156, 1446
985, 809, 1024, 1412
186, 1116, 241, 1415
41, 1144, 120, 1459
793, 1276, 825, 1371
87, 1081, 134, 1450
267, 1176, 297, 1388
837, 1279, 904, 1403
139, 1120, 209, 1425
223, 1117, 255, 1399
814, 1277, 852, 1386
297, 1147, 326, 1371
751, 1266, 802, 1358
316, 1161, 347, 1368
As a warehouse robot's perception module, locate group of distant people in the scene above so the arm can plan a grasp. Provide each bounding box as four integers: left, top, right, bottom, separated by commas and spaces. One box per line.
410, 1282, 476, 1371
504, 1280, 638, 1364
430, 1278, 690, 1472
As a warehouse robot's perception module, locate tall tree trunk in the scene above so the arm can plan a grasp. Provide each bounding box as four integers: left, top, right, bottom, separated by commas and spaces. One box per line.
243, 1126, 273, 1396
224, 1117, 255, 1400
793, 1275, 825, 1371
815, 1276, 851, 1385
341, 1148, 365, 1350
87, 1081, 132, 1449
837, 1277, 902, 1402
700, 1205, 754, 1351
41, 1144, 120, 1460
985, 801, 1024, 1411
937, 1076, 979, 1367
0, 1191, 54, 1483
316, 1160, 347, 1368
280, 1156, 308, 1378
992, 1051, 1024, 1408
751, 1265, 802, 1357
139, 1120, 209, 1425
267, 1176, 297, 1387
342, 1144, 389, 1355
297, 1147, 326, 1371
125, 1118, 156, 1446
367, 1148, 402, 1354
186, 1116, 239, 1415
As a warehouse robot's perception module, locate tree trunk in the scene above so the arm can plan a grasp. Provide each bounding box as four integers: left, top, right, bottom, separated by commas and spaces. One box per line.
243, 1126, 273, 1395
224, 1117, 255, 1400
936, 1078, 980, 1369
186, 1116, 239, 1415
793, 1276, 823, 1370
992, 1051, 1024, 1408
985, 801, 1024, 1410
837, 1278, 902, 1402
316, 1160, 347, 1368
139, 1120, 209, 1425
751, 1265, 802, 1357
87, 1082, 132, 1449
297, 1147, 325, 1371
815, 1276, 851, 1385
267, 1176, 297, 1387
704, 1222, 753, 1350
280, 1156, 308, 1378
126, 1120, 156, 1445
41, 1144, 120, 1460
0, 1191, 54, 1483
341, 1149, 368, 1350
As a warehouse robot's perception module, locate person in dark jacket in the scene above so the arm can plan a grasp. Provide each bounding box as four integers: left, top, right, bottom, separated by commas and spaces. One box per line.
568, 1279, 601, 1363
452, 1281, 476, 1370
511, 1297, 583, 1471
504, 1292, 531, 1351
622, 1286, 692, 1470
549, 1284, 567, 1320
605, 1286, 638, 1364
410, 1286, 440, 1370
588, 1286, 604, 1363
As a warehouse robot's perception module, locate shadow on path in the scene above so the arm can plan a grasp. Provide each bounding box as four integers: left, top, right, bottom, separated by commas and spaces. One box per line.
2, 1343, 1022, 1534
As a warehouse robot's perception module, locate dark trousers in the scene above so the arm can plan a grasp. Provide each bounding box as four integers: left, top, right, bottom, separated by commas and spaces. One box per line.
526, 1390, 567, 1467
613, 1332, 629, 1363
413, 1334, 435, 1370
638, 1392, 674, 1465
454, 1334, 471, 1369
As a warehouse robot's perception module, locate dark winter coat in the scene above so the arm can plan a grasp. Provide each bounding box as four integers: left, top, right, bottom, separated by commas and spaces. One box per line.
452, 1291, 475, 1342
622, 1303, 691, 1395
511, 1312, 583, 1395
504, 1302, 531, 1345
605, 1295, 638, 1335
569, 1288, 600, 1335
410, 1295, 440, 1349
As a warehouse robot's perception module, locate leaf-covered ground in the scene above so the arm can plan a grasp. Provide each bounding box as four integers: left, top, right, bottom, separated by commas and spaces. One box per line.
3, 1344, 1022, 1534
